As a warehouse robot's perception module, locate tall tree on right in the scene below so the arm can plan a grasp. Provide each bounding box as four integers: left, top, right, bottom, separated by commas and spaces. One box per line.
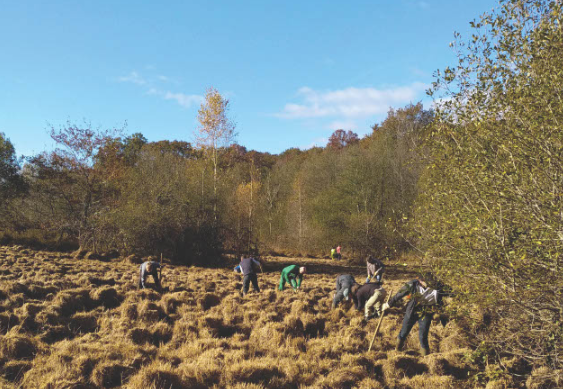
418, 0, 563, 369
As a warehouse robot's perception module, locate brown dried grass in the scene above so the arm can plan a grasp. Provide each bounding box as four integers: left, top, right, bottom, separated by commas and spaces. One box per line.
0, 245, 490, 388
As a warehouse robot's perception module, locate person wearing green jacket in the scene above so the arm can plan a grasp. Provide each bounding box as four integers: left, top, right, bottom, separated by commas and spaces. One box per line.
279, 265, 307, 291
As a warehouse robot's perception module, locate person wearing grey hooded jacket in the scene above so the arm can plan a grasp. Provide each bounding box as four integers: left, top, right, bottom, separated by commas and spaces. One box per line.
332, 274, 358, 308
138, 261, 163, 290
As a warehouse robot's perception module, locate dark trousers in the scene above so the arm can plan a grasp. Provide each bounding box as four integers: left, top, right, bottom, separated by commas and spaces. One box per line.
243, 273, 260, 294
139, 272, 161, 290
398, 311, 432, 349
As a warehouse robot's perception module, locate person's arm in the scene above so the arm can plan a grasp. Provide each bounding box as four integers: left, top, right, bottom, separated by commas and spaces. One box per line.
252, 259, 261, 272
388, 282, 414, 307
140, 265, 146, 289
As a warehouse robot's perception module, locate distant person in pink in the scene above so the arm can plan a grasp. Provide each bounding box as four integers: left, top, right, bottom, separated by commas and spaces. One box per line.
336, 245, 342, 260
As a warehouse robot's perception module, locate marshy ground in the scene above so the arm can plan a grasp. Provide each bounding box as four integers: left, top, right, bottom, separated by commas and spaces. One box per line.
0, 245, 483, 388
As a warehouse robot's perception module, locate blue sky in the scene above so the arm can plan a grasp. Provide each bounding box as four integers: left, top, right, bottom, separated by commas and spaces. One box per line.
0, 0, 498, 157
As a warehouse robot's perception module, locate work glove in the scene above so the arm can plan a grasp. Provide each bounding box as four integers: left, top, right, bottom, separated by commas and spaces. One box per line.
382, 303, 390, 312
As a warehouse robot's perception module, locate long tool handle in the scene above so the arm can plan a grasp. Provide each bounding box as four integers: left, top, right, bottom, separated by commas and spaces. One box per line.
159, 253, 163, 286
368, 289, 392, 352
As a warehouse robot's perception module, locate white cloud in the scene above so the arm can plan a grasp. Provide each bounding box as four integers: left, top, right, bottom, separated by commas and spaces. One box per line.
118, 71, 146, 85
275, 83, 428, 120
118, 70, 202, 109
162, 91, 203, 108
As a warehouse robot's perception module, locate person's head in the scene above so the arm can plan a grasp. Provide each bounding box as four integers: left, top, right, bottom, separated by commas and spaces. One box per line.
146, 263, 154, 273
417, 271, 440, 289
299, 266, 307, 274
366, 255, 375, 263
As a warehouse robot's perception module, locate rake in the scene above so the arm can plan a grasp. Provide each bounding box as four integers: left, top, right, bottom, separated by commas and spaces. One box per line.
368, 289, 392, 352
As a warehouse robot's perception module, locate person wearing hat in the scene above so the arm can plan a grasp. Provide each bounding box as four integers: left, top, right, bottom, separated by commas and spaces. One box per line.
350, 282, 386, 319
332, 274, 358, 309
381, 273, 448, 356
139, 261, 163, 291
278, 265, 306, 291
366, 255, 385, 283
238, 255, 262, 296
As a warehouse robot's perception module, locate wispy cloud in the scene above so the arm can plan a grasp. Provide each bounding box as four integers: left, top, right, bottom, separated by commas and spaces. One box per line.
118, 70, 202, 109
162, 91, 203, 108
118, 71, 147, 85
275, 83, 428, 120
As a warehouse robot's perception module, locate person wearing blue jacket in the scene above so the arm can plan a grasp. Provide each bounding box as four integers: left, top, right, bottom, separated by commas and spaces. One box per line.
238, 256, 262, 295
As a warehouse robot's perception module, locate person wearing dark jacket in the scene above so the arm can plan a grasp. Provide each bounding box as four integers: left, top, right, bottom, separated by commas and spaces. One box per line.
382, 275, 447, 356
238, 256, 262, 295
350, 282, 386, 318
366, 255, 385, 283
139, 261, 163, 290
332, 274, 358, 308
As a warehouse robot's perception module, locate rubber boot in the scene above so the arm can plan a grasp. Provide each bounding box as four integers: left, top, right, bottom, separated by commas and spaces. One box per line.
395, 338, 405, 351
420, 347, 430, 356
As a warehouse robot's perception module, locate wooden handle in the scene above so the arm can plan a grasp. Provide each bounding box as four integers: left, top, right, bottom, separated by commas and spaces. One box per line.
368, 289, 392, 352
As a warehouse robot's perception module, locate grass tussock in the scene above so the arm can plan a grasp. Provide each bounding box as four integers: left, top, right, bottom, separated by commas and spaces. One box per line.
0, 245, 497, 388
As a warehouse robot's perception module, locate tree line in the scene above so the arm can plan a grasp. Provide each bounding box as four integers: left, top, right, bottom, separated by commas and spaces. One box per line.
0, 100, 428, 265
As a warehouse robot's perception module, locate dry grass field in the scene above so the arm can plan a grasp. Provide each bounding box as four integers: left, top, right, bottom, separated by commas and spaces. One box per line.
0, 245, 511, 388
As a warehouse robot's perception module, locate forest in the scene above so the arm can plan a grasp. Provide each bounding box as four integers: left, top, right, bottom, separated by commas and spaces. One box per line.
0, 0, 562, 386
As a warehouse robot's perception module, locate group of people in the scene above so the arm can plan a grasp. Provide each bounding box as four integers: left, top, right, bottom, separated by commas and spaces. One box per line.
330, 245, 342, 260
138, 252, 447, 356
331, 255, 448, 356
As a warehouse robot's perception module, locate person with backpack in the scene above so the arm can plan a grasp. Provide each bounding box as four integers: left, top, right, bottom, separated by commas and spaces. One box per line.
366, 255, 385, 283
279, 265, 306, 291
382, 273, 448, 356
332, 274, 358, 309
238, 256, 262, 296
330, 247, 336, 260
